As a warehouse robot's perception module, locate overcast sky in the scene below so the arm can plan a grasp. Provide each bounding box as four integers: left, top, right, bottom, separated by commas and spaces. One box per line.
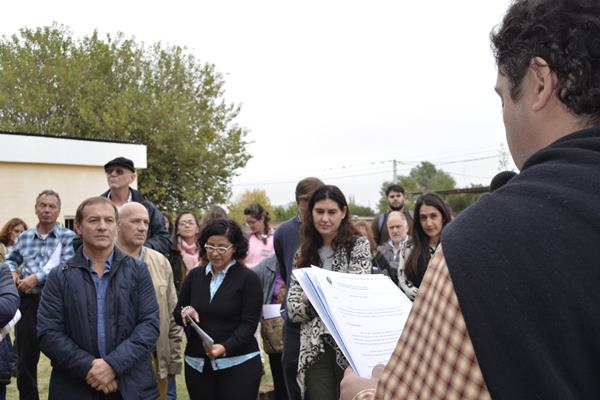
2, 0, 515, 209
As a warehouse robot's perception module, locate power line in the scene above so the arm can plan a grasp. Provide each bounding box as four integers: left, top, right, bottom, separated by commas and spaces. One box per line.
232, 153, 501, 187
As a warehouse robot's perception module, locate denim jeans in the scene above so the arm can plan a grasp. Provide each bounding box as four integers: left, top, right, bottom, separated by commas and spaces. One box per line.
167, 376, 176, 400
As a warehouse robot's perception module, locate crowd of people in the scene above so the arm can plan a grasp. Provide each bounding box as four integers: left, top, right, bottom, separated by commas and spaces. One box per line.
0, 152, 452, 400
1, 0, 600, 399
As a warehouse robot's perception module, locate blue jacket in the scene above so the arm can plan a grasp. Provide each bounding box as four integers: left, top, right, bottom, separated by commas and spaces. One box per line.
37, 247, 160, 400
0, 265, 19, 384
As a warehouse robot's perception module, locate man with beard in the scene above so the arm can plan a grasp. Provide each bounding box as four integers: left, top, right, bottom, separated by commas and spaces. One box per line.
371, 184, 412, 245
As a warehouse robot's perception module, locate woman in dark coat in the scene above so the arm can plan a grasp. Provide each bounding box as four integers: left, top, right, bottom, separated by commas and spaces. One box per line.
174, 218, 263, 400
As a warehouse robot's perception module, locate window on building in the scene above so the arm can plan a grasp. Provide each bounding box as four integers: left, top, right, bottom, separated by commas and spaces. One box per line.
64, 216, 75, 231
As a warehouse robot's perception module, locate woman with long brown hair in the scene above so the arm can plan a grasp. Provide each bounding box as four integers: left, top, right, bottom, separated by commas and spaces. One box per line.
399, 192, 452, 300
287, 185, 371, 400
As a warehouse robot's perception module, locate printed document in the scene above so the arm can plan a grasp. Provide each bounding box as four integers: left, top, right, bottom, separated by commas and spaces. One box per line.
292, 266, 412, 377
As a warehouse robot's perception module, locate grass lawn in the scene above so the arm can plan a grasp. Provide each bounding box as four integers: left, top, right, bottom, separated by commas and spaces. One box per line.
7, 345, 273, 399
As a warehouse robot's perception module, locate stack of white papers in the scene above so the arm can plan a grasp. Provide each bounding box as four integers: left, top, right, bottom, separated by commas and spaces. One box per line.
292, 266, 413, 378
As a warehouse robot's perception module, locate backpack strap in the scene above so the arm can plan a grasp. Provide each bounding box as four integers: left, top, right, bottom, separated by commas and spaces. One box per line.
377, 213, 386, 234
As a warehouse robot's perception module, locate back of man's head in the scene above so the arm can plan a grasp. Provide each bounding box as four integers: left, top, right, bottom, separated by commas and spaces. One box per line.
491, 0, 600, 126
295, 177, 325, 203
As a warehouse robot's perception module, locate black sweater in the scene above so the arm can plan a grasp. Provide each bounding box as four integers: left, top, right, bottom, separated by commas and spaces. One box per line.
174, 262, 263, 358
443, 127, 600, 399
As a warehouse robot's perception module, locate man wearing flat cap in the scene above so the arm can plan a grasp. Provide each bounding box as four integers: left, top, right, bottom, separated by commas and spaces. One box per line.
101, 157, 171, 255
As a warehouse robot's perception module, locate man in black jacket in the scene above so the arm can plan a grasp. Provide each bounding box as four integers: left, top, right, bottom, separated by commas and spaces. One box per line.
102, 156, 171, 255
37, 197, 159, 400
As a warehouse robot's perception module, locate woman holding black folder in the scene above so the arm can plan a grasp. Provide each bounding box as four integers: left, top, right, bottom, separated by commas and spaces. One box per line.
287, 185, 372, 400
174, 218, 263, 400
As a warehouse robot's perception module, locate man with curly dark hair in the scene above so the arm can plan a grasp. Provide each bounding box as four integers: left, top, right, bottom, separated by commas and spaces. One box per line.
340, 0, 600, 398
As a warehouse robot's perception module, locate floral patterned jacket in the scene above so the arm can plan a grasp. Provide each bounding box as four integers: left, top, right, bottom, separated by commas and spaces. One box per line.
287, 235, 372, 394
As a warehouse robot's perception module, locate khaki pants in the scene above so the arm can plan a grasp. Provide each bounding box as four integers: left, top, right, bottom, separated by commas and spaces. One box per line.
151, 353, 168, 400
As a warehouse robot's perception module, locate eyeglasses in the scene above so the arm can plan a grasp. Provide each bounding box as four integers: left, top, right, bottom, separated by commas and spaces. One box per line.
105, 167, 128, 176
178, 220, 197, 227
204, 244, 232, 255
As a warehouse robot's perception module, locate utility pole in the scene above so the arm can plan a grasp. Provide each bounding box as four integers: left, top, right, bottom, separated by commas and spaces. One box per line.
392, 159, 398, 182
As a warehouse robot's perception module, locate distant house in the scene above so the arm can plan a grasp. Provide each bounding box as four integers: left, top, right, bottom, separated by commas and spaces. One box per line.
0, 131, 146, 230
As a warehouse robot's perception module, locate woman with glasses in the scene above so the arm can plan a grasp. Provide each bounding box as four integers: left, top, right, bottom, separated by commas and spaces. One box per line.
168, 211, 201, 290
243, 203, 274, 268
399, 192, 452, 300
287, 185, 372, 400
174, 218, 263, 400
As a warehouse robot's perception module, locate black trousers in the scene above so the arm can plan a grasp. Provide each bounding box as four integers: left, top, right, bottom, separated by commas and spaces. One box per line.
184, 356, 262, 400
282, 324, 307, 400
268, 353, 289, 400
16, 293, 40, 400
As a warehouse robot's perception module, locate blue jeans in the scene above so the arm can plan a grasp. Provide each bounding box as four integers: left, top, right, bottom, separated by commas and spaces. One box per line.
167, 375, 176, 400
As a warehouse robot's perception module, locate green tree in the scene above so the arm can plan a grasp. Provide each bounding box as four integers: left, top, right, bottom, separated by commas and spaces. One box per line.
228, 189, 274, 226
377, 161, 456, 212
446, 184, 485, 214
347, 196, 375, 217
273, 202, 298, 222
0, 24, 250, 212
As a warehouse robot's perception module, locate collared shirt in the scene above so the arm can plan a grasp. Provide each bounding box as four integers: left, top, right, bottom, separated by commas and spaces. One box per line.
386, 236, 408, 261
205, 261, 236, 302
84, 250, 115, 358
4, 224, 76, 291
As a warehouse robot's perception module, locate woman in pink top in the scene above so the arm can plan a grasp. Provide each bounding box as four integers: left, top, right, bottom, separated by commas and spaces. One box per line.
243, 203, 274, 268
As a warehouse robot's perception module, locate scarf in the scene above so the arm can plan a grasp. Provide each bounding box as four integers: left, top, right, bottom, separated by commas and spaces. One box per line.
178, 237, 199, 274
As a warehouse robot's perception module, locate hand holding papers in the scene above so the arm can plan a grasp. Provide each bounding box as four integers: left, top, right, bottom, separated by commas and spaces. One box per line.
292, 267, 413, 378
186, 315, 214, 347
